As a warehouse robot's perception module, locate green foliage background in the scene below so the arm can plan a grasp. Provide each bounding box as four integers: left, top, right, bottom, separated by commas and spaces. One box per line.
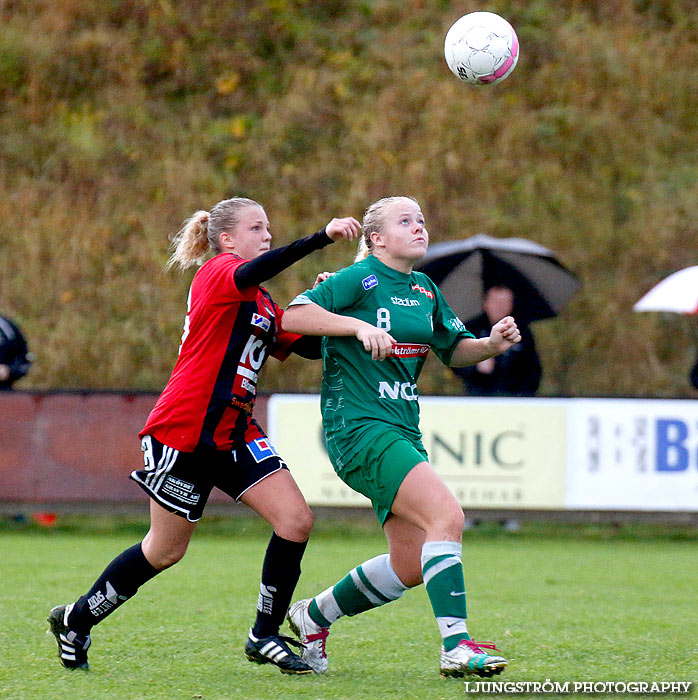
0, 0, 696, 395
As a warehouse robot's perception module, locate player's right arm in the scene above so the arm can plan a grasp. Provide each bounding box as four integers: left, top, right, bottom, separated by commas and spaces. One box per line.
284, 262, 396, 360
283, 302, 395, 361
449, 316, 521, 367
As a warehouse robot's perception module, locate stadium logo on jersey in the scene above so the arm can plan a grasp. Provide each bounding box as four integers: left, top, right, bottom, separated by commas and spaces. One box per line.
251, 313, 271, 331
247, 436, 279, 463
390, 296, 420, 307
362, 274, 378, 290
411, 283, 434, 299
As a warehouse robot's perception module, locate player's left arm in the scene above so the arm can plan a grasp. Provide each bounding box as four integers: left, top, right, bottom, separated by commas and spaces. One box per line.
234, 218, 360, 289
449, 316, 521, 367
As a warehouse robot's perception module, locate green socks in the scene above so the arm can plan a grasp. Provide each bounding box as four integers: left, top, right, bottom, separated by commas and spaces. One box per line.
421, 540, 469, 651
309, 553, 408, 626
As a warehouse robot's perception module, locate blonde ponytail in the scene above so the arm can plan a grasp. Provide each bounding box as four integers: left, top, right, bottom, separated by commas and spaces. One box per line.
166, 197, 263, 272
354, 236, 370, 262
166, 210, 212, 270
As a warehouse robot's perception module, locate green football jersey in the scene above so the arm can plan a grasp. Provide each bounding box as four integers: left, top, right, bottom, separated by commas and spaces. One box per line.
290, 254, 474, 469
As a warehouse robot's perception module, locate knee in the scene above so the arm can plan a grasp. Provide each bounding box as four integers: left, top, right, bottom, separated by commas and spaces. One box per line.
291, 504, 314, 541
432, 502, 465, 540
274, 503, 314, 542
448, 506, 465, 540
447, 506, 466, 534
141, 539, 188, 571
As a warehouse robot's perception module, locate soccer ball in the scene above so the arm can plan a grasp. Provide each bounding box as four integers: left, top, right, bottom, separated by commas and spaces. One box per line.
444, 11, 519, 85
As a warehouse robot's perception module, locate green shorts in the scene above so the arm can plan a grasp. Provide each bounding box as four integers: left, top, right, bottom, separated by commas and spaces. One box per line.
336, 429, 428, 525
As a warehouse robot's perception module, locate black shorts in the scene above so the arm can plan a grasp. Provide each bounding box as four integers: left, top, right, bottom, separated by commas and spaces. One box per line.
130, 431, 288, 522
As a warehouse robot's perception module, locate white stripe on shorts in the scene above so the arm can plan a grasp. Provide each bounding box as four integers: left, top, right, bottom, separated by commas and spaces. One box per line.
144, 443, 179, 492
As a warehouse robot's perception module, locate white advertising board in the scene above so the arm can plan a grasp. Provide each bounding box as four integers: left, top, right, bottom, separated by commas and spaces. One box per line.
269, 394, 698, 512
565, 399, 698, 511
267, 395, 370, 507
268, 395, 567, 509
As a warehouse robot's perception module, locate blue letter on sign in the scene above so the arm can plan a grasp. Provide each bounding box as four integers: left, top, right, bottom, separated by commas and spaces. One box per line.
655, 419, 688, 472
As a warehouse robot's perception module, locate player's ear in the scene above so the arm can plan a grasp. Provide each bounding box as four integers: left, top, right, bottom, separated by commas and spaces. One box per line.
369, 230, 383, 249
219, 230, 234, 250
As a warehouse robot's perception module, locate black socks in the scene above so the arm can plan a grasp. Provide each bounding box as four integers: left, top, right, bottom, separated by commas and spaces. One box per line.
67, 543, 159, 634
251, 533, 308, 638
66, 534, 307, 640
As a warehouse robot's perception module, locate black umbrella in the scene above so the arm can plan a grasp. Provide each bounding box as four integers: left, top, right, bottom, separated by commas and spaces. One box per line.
415, 234, 581, 323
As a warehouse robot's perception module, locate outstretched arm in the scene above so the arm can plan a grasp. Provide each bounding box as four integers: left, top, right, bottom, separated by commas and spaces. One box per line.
283, 303, 396, 360
234, 217, 360, 288
450, 316, 521, 367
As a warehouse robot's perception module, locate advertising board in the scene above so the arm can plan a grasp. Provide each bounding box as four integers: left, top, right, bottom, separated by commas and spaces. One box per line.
566, 399, 698, 510
268, 395, 567, 509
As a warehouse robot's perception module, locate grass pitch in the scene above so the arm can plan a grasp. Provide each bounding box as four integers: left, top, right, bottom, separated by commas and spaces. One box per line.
1, 517, 696, 700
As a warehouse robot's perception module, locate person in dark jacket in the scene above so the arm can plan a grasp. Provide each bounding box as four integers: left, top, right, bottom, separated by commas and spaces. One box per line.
451, 286, 541, 397
0, 314, 31, 390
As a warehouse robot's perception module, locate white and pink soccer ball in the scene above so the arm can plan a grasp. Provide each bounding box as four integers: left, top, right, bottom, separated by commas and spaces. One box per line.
444, 11, 519, 86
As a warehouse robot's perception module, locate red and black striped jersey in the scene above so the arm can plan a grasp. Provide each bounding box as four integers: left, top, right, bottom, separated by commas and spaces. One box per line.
140, 252, 302, 451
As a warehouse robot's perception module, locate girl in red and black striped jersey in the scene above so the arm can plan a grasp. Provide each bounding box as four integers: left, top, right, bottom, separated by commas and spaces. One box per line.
48, 197, 360, 674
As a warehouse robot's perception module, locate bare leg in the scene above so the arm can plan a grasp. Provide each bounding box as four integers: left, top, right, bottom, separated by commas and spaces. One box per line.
383, 514, 426, 586
240, 468, 313, 542
389, 461, 465, 542
141, 499, 197, 569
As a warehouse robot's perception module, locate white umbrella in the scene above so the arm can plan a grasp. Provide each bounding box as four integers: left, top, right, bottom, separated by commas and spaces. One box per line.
633, 266, 698, 315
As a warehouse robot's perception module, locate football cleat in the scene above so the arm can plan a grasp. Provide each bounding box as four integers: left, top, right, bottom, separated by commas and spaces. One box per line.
286, 598, 330, 674
47, 604, 91, 670
440, 638, 507, 678
244, 629, 313, 675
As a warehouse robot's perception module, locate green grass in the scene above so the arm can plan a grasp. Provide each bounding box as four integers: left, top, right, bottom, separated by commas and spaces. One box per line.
1, 519, 697, 699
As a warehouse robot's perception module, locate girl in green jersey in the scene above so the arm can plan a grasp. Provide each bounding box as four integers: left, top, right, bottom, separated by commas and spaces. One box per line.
282, 196, 521, 678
